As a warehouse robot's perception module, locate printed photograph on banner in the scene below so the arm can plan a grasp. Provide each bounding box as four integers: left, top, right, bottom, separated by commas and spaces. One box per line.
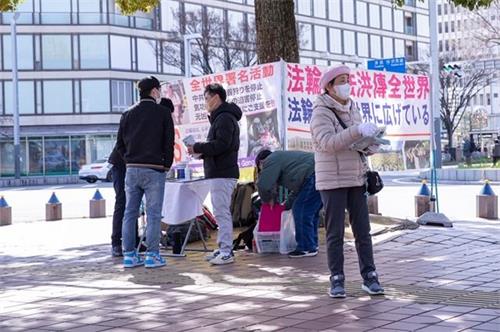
162, 80, 188, 126
403, 140, 431, 169
369, 141, 405, 171
246, 109, 281, 157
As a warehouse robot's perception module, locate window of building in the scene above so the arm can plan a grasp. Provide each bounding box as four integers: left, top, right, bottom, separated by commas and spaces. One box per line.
343, 30, 355, 55
300, 57, 314, 64
381, 6, 392, 30
343, 0, 354, 24
41, 0, 71, 24
451, 21, 455, 33
383, 37, 393, 58
356, 1, 367, 26
161, 41, 181, 74
2, 35, 34, 70
418, 42, 429, 57
0, 82, 3, 113
299, 23, 312, 50
70, 135, 86, 173
395, 39, 405, 57
78, 0, 104, 24
394, 9, 404, 32
44, 137, 70, 174
4, 81, 35, 114
314, 25, 327, 52
328, 0, 341, 21
445, 22, 449, 33
405, 13, 415, 34
110, 35, 131, 70
406, 42, 415, 57
298, 0, 312, 16
315, 59, 328, 66
439, 22, 442, 33
417, 14, 429, 36
80, 35, 109, 69
444, 3, 448, 15
486, 93, 491, 105
43, 80, 73, 113
370, 35, 381, 58
357, 33, 369, 57
329, 28, 342, 54
369, 4, 380, 28
111, 80, 133, 112
207, 7, 224, 38
27, 137, 43, 175
161, 0, 179, 31
228, 10, 244, 40
137, 38, 157, 72
313, 0, 326, 18
81, 80, 110, 113
42, 35, 72, 69
438, 4, 442, 15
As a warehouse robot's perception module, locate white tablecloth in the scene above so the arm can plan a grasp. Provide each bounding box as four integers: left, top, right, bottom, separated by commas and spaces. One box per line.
161, 179, 213, 225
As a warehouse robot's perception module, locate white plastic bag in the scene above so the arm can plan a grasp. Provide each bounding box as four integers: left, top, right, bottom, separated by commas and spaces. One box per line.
279, 210, 297, 254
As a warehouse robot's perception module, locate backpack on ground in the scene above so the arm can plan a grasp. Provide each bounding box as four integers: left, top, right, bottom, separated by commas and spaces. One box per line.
230, 181, 256, 227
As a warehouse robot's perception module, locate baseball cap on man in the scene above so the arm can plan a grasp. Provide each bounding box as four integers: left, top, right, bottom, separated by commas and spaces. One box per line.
137, 76, 161, 92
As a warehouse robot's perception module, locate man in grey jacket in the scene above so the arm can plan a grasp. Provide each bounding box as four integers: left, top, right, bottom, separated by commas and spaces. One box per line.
255, 150, 322, 258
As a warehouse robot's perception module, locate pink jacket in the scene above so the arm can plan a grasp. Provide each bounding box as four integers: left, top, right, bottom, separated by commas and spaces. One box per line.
310, 94, 368, 190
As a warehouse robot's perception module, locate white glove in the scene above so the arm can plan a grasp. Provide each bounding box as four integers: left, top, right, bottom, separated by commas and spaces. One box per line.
358, 123, 379, 137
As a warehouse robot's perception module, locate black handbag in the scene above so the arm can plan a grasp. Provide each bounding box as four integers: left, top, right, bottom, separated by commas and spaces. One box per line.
329, 108, 384, 196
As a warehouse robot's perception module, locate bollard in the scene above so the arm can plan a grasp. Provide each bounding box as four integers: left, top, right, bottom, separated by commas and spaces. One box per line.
415, 180, 431, 217
476, 181, 498, 220
89, 189, 106, 218
0, 196, 12, 226
46, 192, 62, 221
367, 195, 380, 215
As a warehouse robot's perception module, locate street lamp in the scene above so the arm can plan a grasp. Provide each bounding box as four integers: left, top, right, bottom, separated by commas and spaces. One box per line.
10, 12, 21, 179
183, 33, 202, 78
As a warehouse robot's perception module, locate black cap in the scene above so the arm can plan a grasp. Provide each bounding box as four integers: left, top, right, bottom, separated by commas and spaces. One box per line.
255, 149, 272, 166
137, 76, 160, 92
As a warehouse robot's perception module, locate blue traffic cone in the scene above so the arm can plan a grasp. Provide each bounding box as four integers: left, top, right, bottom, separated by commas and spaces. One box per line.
418, 180, 431, 196
92, 189, 104, 200
479, 180, 496, 196
48, 192, 60, 204
0, 196, 8, 208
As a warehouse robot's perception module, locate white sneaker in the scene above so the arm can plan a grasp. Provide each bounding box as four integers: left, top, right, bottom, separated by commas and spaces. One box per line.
209, 253, 234, 265
205, 249, 220, 261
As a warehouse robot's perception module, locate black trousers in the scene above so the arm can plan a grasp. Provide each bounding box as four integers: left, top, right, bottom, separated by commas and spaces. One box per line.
320, 186, 376, 280
111, 165, 139, 247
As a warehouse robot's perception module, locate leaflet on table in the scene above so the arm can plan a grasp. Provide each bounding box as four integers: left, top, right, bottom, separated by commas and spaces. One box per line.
182, 134, 202, 159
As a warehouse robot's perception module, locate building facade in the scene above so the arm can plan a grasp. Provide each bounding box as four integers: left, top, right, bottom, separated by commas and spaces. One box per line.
0, 0, 429, 177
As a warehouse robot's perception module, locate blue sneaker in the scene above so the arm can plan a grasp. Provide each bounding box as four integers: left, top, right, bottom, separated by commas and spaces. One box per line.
362, 271, 384, 295
123, 251, 144, 268
329, 274, 346, 298
144, 252, 166, 268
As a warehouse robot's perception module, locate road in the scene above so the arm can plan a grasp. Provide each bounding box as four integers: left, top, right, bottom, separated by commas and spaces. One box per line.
0, 172, 498, 223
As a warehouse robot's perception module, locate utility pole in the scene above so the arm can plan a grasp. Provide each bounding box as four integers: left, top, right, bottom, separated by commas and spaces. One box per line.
429, 1, 442, 169
10, 12, 21, 179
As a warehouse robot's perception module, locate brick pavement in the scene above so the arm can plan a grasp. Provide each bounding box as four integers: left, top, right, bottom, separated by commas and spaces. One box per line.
0, 217, 499, 332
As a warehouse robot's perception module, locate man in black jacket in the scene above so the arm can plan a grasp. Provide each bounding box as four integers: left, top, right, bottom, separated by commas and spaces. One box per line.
187, 83, 242, 265
116, 76, 175, 269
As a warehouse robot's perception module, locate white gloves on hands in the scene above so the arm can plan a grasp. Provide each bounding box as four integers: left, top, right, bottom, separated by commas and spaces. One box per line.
358, 123, 379, 137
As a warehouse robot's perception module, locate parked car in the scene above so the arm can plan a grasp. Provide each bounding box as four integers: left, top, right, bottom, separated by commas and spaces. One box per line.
78, 159, 113, 183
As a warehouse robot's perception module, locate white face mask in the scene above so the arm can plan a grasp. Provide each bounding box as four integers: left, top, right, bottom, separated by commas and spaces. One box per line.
333, 83, 351, 100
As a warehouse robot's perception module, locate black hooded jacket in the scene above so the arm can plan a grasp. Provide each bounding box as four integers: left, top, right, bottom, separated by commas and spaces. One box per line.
193, 102, 242, 179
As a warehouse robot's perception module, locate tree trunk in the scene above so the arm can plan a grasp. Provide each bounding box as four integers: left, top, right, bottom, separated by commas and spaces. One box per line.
255, 0, 299, 64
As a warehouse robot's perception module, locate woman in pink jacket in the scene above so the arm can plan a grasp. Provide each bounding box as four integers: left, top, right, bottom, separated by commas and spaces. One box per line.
310, 65, 384, 298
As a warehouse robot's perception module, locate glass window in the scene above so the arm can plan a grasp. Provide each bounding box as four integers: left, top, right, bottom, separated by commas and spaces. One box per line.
343, 0, 354, 23
299, 23, 312, 50
382, 6, 392, 30
41, 0, 71, 24
161, 41, 181, 74
137, 38, 157, 72
395, 39, 405, 57
42, 35, 72, 69
357, 33, 369, 57
418, 42, 430, 58
300, 57, 314, 64
78, 0, 104, 24
329, 28, 342, 53
70, 136, 86, 174
369, 4, 380, 28
313, 0, 326, 18
228, 10, 244, 40
43, 81, 73, 114
27, 137, 43, 175
315, 59, 328, 66
394, 10, 404, 32
383, 37, 393, 58
328, 0, 341, 21
161, 0, 179, 31
298, 0, 311, 15
0, 82, 3, 114
343, 30, 355, 55
44, 137, 70, 175
356, 1, 367, 26
314, 25, 327, 52
111, 80, 133, 112
110, 35, 131, 70
0, 140, 15, 176
80, 35, 109, 69
81, 80, 110, 113
370, 35, 381, 58
3, 0, 33, 24
417, 14, 429, 37
206, 7, 224, 38
4, 81, 35, 115
2, 35, 34, 70
88, 135, 114, 162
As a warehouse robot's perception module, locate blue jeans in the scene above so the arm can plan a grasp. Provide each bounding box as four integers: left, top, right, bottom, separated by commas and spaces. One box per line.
122, 167, 166, 253
292, 174, 323, 252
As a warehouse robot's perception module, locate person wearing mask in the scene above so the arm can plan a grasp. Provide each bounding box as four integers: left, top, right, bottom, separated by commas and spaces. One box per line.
187, 83, 242, 265
254, 149, 322, 258
116, 76, 175, 268
310, 65, 384, 298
